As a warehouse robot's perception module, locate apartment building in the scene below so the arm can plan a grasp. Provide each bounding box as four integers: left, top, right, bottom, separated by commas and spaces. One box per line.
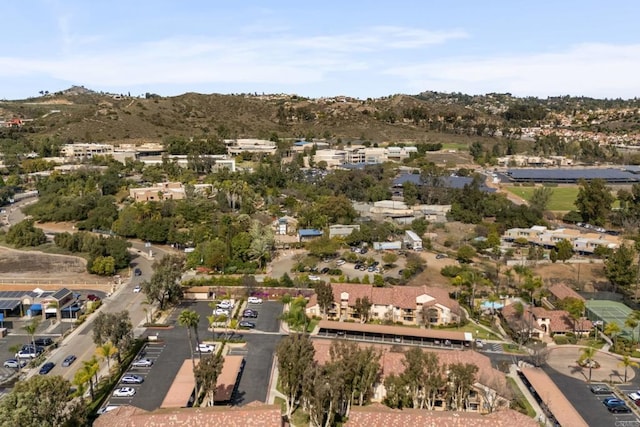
224, 139, 277, 156
503, 226, 621, 254
306, 283, 461, 326
61, 143, 114, 160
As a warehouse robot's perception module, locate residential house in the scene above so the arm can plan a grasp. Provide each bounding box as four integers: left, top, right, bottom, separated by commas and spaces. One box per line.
501, 302, 592, 339
305, 283, 461, 326
313, 340, 512, 414
129, 182, 186, 202
546, 283, 585, 309
502, 225, 622, 254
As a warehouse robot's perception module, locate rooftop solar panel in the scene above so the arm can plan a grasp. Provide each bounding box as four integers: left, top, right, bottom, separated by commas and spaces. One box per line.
507, 168, 640, 182
51, 288, 72, 300
0, 300, 21, 310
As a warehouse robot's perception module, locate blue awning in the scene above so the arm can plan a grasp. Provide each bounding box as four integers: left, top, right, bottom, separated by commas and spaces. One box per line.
29, 303, 42, 311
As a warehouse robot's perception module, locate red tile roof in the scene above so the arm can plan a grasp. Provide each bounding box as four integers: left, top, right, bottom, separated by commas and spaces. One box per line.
345, 404, 538, 427
329, 283, 459, 311
93, 402, 283, 427
548, 283, 584, 302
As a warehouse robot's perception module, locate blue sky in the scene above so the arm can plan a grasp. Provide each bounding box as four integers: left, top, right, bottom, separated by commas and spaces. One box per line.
2, 0, 640, 100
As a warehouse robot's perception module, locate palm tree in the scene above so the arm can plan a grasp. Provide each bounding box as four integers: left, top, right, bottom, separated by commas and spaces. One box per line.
96, 341, 118, 371
23, 318, 40, 350
77, 357, 100, 399
178, 309, 201, 398
625, 316, 639, 346
579, 346, 597, 383
620, 355, 639, 383
605, 322, 622, 349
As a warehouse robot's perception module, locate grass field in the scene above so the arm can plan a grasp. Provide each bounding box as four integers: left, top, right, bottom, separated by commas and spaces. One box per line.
504, 186, 579, 211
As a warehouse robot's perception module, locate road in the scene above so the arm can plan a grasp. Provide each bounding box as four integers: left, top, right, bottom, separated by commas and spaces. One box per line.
0, 197, 179, 383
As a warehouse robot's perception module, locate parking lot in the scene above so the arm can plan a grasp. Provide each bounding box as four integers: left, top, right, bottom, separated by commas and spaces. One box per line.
98, 299, 284, 412
543, 366, 640, 427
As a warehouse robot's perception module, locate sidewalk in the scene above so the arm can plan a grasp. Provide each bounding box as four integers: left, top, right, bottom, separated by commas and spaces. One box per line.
507, 363, 552, 426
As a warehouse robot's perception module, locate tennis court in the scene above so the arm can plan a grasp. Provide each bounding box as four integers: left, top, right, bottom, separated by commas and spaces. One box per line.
586, 300, 634, 337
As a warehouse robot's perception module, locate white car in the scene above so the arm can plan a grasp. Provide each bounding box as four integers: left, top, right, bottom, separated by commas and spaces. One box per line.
247, 296, 262, 304
113, 387, 136, 398
309, 275, 321, 281
629, 392, 640, 401
217, 300, 233, 309
133, 285, 141, 293
336, 259, 346, 266
197, 343, 215, 353
131, 358, 153, 368
3, 359, 27, 369
214, 308, 230, 317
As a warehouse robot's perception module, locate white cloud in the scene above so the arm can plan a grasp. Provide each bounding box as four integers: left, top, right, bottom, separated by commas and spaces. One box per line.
384, 43, 640, 98
0, 26, 465, 89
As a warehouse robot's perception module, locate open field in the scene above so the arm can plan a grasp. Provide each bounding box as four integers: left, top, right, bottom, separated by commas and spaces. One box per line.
504, 186, 579, 211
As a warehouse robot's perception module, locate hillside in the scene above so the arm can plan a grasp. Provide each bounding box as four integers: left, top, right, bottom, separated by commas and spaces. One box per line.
1, 89, 639, 146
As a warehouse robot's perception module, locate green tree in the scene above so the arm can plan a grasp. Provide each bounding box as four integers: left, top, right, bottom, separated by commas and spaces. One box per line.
23, 318, 39, 352
5, 219, 47, 247
529, 186, 553, 212
194, 352, 224, 406
313, 281, 334, 318
95, 341, 118, 370
604, 244, 636, 293
555, 239, 573, 262
142, 254, 185, 310
179, 309, 202, 400
92, 311, 133, 364
556, 297, 585, 334
605, 322, 622, 349
620, 355, 639, 383
448, 362, 479, 411
579, 346, 597, 383
456, 245, 476, 263
0, 375, 86, 427
90, 255, 116, 275
354, 297, 372, 323
575, 178, 614, 226
382, 252, 398, 267
276, 333, 316, 418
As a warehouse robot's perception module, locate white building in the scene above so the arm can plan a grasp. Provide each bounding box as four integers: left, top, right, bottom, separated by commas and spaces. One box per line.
404, 230, 423, 250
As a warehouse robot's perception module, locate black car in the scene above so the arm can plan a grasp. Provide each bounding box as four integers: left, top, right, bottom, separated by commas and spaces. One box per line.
590, 384, 612, 394
239, 321, 256, 329
320, 267, 330, 274
134, 268, 142, 276
39, 362, 55, 375
608, 404, 632, 413
34, 337, 54, 346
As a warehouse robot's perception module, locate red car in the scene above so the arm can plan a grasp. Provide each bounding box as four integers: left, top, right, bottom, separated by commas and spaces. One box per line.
87, 294, 100, 302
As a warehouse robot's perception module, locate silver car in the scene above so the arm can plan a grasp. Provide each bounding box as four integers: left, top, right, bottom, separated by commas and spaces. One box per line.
131, 358, 153, 367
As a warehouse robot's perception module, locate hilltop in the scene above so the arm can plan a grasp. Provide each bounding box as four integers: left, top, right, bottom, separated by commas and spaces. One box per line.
1, 88, 640, 145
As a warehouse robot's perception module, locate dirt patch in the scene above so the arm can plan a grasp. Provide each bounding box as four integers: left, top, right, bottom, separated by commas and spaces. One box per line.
0, 246, 111, 285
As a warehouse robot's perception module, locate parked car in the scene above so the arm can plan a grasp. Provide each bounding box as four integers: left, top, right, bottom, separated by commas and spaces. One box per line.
131, 358, 153, 368
87, 294, 100, 302
320, 267, 330, 274
3, 359, 27, 369
609, 404, 632, 413
113, 387, 136, 398
133, 285, 141, 293
16, 350, 40, 359
243, 309, 258, 318
121, 374, 144, 384
97, 405, 119, 415
217, 300, 233, 309
590, 384, 611, 394
34, 337, 54, 346
247, 296, 262, 304
239, 321, 256, 329
214, 308, 230, 316
475, 339, 484, 349
336, 259, 346, 266
436, 253, 448, 259
629, 391, 640, 401
134, 268, 142, 276
62, 355, 77, 367
309, 275, 321, 281
603, 398, 626, 408
197, 343, 215, 353
39, 362, 55, 375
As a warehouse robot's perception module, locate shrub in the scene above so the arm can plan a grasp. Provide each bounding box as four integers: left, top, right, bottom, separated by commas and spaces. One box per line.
553, 335, 569, 345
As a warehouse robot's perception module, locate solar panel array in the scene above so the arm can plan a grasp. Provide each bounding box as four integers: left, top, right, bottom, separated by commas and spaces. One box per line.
0, 300, 21, 310
507, 168, 640, 183
0, 291, 36, 298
